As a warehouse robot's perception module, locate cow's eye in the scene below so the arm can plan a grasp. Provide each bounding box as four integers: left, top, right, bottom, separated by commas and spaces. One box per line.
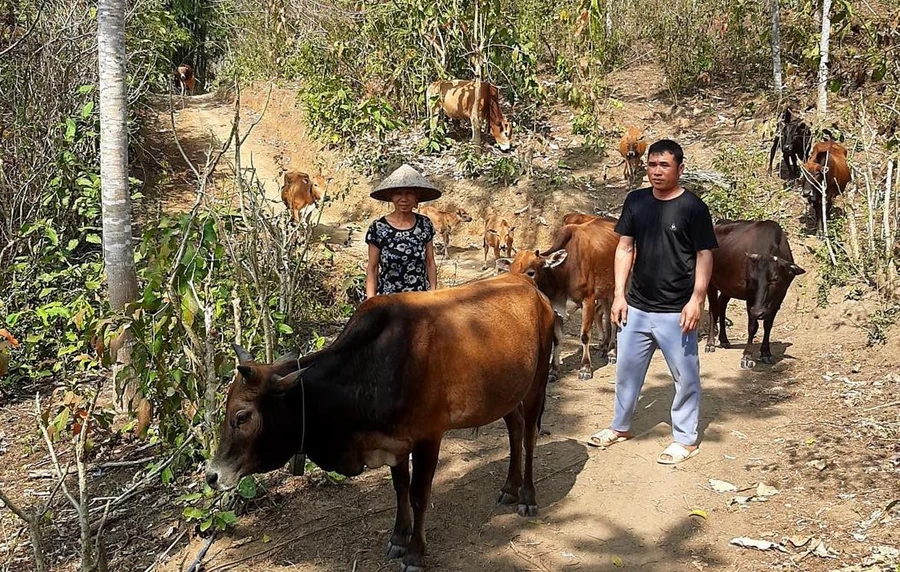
234, 410, 251, 426
525, 269, 536, 277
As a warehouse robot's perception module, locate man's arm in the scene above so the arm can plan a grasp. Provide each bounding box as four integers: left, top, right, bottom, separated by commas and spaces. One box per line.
611, 235, 635, 327
680, 249, 713, 332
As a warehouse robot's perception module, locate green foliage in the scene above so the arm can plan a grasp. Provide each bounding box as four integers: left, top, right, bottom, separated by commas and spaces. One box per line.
866, 305, 899, 347
571, 109, 608, 154
178, 486, 239, 533
705, 145, 785, 222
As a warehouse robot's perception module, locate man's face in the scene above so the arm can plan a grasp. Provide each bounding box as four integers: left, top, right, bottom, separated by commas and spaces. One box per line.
646, 151, 685, 192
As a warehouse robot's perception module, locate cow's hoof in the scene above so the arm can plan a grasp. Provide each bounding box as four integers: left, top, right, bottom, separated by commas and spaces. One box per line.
578, 368, 593, 380
517, 503, 538, 517
705, 345, 715, 353
740, 357, 755, 370
548, 372, 559, 384
497, 491, 518, 506
759, 355, 774, 364
387, 541, 408, 559
608, 354, 617, 365
399, 562, 424, 572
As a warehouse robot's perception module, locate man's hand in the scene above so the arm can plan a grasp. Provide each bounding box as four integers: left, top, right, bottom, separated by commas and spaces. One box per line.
680, 298, 703, 333
611, 295, 628, 328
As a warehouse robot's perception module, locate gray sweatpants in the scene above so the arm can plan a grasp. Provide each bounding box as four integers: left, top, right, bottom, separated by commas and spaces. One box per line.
611, 305, 701, 445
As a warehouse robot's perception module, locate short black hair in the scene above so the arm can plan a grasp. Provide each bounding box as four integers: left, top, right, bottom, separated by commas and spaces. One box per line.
648, 139, 684, 165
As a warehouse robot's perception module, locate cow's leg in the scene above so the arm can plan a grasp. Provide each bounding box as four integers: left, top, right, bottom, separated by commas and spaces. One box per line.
403, 440, 441, 572
578, 297, 596, 379
387, 454, 412, 559
518, 386, 545, 518
717, 296, 731, 348
599, 298, 616, 364
741, 303, 759, 370
759, 316, 775, 364
705, 288, 718, 352
548, 312, 563, 383
442, 230, 451, 254
482, 241, 488, 270
498, 406, 524, 505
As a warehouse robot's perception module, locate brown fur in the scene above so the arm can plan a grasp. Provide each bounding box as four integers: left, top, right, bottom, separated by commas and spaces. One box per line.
427, 79, 512, 150
618, 126, 648, 187
174, 64, 196, 95
418, 205, 473, 253
482, 213, 516, 270
499, 218, 619, 380
802, 140, 850, 235
281, 171, 326, 225
207, 274, 556, 569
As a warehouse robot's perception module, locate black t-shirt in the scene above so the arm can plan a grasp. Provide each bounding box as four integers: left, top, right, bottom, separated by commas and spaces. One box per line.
615, 188, 718, 313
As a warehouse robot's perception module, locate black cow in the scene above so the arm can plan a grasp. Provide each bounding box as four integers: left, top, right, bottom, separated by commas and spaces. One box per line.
768, 108, 812, 180
205, 273, 556, 572
705, 220, 805, 369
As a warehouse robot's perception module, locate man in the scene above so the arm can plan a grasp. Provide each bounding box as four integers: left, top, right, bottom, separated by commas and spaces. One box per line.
586, 139, 716, 465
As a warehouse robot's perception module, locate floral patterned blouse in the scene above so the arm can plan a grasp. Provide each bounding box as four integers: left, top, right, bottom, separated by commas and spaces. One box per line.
365, 213, 435, 295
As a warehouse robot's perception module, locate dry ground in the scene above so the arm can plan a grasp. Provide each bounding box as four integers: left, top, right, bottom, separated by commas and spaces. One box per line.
1, 65, 897, 572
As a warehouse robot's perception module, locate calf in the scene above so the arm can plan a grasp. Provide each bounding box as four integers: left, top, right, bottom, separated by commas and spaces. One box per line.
482, 213, 516, 270
174, 64, 196, 97
281, 171, 327, 226
497, 218, 619, 380
768, 108, 812, 180
206, 273, 555, 571
427, 79, 513, 151
705, 220, 805, 369
618, 127, 648, 188
418, 205, 472, 254
802, 140, 850, 235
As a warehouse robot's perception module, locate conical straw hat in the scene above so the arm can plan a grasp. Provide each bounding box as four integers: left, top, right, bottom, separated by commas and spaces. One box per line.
370, 164, 442, 202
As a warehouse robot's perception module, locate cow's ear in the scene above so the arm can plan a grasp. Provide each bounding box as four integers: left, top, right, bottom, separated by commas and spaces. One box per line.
546, 250, 568, 268
269, 366, 310, 394
790, 264, 806, 276
237, 365, 258, 385
508, 226, 516, 233
234, 344, 254, 364
495, 258, 512, 273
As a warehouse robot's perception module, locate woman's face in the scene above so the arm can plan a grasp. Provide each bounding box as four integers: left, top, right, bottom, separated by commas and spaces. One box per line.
390, 188, 419, 213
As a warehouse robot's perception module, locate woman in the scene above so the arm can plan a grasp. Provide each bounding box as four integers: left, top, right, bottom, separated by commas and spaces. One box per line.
365, 164, 440, 298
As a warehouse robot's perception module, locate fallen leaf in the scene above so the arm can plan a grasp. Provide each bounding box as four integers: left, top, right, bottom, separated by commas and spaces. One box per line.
690, 509, 708, 519
806, 459, 827, 471
730, 537, 787, 553
262, 534, 272, 544
811, 539, 839, 558
611, 555, 624, 567
755, 483, 779, 497
731, 430, 748, 440
805, 437, 816, 445
729, 496, 752, 506
785, 535, 812, 548
709, 479, 738, 493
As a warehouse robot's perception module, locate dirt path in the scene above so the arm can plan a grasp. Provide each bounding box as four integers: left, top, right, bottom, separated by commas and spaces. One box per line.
153, 85, 898, 572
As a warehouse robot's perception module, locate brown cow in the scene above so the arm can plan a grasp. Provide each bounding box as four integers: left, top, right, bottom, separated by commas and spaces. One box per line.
205, 273, 556, 571
562, 212, 618, 226
497, 218, 619, 380
483, 213, 516, 270
427, 79, 512, 151
174, 64, 196, 97
706, 220, 805, 369
802, 140, 850, 235
418, 205, 473, 254
281, 171, 327, 226
618, 126, 648, 188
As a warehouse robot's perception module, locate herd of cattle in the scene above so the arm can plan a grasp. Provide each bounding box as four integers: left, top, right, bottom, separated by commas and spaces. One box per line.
202, 80, 849, 571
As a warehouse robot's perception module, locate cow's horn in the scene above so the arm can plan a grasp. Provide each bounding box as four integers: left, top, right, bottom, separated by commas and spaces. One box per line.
234, 344, 254, 364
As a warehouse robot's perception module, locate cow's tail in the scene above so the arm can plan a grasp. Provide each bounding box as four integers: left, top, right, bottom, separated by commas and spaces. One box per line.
539, 225, 575, 256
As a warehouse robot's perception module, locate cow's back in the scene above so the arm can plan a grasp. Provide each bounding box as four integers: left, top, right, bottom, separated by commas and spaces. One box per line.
282, 171, 313, 208
353, 274, 554, 432
806, 141, 850, 196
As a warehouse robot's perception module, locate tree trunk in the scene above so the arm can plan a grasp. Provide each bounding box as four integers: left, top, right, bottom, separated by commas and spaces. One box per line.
816, 0, 832, 120
470, 0, 483, 147
771, 0, 783, 100
98, 0, 137, 309
605, 0, 613, 43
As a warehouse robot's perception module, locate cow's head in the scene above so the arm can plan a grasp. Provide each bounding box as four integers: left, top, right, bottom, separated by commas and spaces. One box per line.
456, 208, 473, 223
490, 119, 512, 151
495, 248, 567, 278
205, 346, 305, 490
801, 160, 826, 200
311, 174, 328, 201
744, 253, 805, 320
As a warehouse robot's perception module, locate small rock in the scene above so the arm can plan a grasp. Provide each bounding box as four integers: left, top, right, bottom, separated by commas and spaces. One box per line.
807, 459, 827, 471
851, 363, 861, 373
